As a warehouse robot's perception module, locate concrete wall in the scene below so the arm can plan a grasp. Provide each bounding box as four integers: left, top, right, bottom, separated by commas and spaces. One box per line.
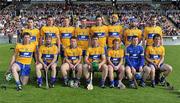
163, 36, 180, 45
0, 36, 180, 45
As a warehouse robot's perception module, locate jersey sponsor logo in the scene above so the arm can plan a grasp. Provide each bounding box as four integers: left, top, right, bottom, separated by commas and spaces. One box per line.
110, 57, 120, 66
94, 33, 105, 38
45, 33, 56, 38
42, 54, 54, 60
68, 56, 79, 60
19, 52, 32, 58
109, 32, 119, 37
148, 33, 155, 39
77, 35, 89, 40
31, 36, 36, 42
90, 55, 100, 60
61, 33, 72, 38
150, 54, 160, 59
130, 53, 138, 59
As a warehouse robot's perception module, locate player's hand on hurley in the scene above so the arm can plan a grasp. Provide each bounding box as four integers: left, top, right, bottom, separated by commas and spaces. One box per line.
157, 64, 161, 69
43, 64, 47, 69
70, 63, 74, 70
73, 64, 77, 70
98, 64, 102, 70
47, 65, 51, 70
114, 66, 119, 71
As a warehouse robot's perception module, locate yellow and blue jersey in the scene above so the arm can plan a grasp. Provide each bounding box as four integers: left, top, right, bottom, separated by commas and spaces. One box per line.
90, 25, 108, 47
23, 28, 40, 46
108, 48, 124, 66
74, 27, 90, 50
145, 45, 165, 65
59, 26, 75, 47
15, 43, 36, 65
108, 25, 123, 47
144, 26, 163, 46
64, 47, 82, 64
40, 26, 59, 44
39, 45, 58, 63
86, 46, 105, 63
123, 28, 142, 46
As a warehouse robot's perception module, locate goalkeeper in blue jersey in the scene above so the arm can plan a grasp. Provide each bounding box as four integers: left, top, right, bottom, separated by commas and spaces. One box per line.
125, 36, 145, 88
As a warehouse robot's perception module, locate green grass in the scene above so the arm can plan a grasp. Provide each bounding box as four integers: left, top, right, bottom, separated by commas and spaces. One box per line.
0, 44, 180, 103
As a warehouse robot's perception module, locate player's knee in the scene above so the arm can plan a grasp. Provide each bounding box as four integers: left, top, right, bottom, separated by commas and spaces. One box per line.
151, 68, 155, 73
11, 67, 16, 73
166, 64, 173, 72
77, 64, 83, 72
83, 64, 88, 71
77, 64, 83, 69
149, 65, 155, 70
51, 66, 57, 72
132, 68, 136, 74
108, 67, 114, 74
144, 66, 151, 74
102, 64, 108, 72
103, 64, 108, 69
120, 65, 125, 71
83, 64, 89, 75
35, 64, 41, 70
11, 65, 18, 73
118, 66, 125, 73
51, 64, 57, 70
61, 63, 69, 71
125, 67, 131, 74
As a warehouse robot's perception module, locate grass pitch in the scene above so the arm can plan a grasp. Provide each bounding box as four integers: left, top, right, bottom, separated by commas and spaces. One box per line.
0, 44, 180, 103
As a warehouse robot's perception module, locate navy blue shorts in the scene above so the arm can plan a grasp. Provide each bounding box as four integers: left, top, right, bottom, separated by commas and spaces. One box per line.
16, 62, 31, 76
125, 64, 143, 72
148, 63, 164, 69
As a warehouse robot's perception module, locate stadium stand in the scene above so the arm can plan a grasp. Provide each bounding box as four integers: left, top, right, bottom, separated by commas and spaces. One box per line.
0, 1, 179, 45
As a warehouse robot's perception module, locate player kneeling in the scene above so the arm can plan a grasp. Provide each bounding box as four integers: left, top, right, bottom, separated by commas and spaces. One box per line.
83, 35, 108, 89
36, 35, 58, 88
144, 34, 173, 88
125, 36, 145, 88
61, 36, 83, 88
9, 32, 36, 91
107, 39, 126, 89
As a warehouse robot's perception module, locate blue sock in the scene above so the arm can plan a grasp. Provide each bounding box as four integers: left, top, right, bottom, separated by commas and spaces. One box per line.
37, 77, 42, 84
110, 80, 114, 85
63, 77, 68, 82
50, 77, 56, 84
129, 80, 133, 84
151, 80, 155, 84
16, 81, 21, 86
100, 80, 105, 85
140, 78, 145, 83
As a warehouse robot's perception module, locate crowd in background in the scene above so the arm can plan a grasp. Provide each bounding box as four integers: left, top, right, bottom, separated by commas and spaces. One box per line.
0, 2, 179, 43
